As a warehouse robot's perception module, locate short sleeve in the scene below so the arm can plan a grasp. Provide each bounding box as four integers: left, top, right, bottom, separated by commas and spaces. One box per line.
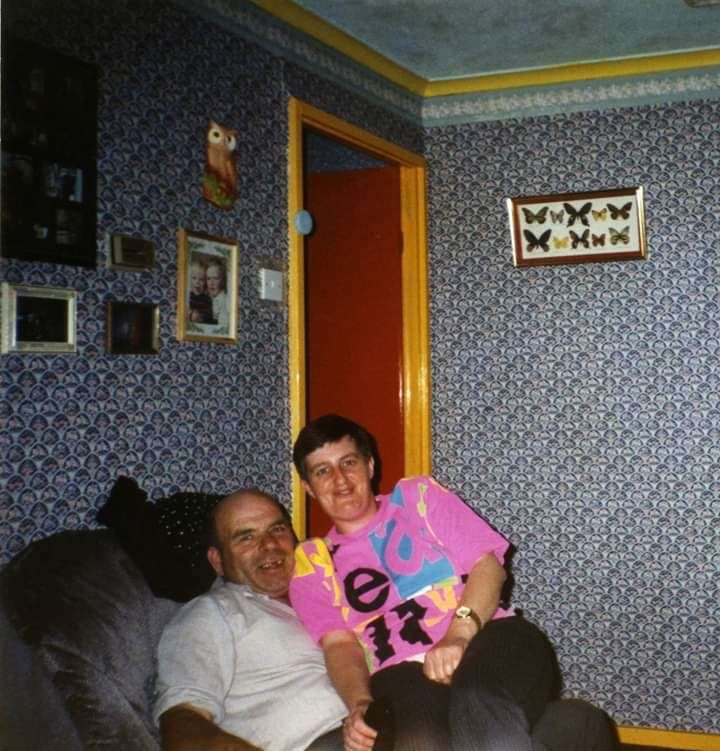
153, 595, 236, 725
407, 476, 510, 573
289, 538, 350, 644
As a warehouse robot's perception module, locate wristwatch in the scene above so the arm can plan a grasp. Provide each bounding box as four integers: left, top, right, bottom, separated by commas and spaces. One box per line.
454, 605, 483, 630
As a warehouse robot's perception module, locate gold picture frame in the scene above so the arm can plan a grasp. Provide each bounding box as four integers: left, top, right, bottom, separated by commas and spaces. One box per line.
508, 186, 646, 267
176, 228, 238, 344
1, 283, 77, 353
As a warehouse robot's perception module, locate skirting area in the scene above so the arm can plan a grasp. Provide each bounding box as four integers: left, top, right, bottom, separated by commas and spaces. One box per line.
618, 726, 720, 750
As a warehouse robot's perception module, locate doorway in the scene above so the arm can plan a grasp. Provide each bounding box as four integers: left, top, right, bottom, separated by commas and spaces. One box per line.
287, 98, 430, 537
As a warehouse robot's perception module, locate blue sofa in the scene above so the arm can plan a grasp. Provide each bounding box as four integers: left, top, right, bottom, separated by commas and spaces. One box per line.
1, 529, 179, 750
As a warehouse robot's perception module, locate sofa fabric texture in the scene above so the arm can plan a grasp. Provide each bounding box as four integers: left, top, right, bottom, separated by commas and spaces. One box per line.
0, 529, 179, 750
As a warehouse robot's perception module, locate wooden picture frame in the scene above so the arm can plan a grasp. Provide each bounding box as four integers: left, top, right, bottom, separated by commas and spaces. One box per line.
106, 301, 160, 354
1, 37, 98, 267
108, 234, 156, 271
508, 187, 646, 267
176, 228, 238, 344
1, 283, 77, 353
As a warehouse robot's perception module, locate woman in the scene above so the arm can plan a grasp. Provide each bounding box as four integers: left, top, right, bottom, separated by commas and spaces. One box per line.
188, 257, 213, 323
289, 414, 571, 751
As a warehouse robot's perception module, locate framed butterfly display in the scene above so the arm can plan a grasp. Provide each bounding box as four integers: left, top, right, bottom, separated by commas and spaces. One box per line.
507, 187, 646, 268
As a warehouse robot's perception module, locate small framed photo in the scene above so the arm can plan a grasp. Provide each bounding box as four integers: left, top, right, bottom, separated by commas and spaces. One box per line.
508, 186, 646, 267
106, 301, 160, 354
176, 228, 238, 344
1, 283, 77, 353
108, 234, 156, 271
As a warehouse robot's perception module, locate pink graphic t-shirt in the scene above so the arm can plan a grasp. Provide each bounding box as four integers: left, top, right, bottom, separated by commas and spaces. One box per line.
290, 476, 514, 673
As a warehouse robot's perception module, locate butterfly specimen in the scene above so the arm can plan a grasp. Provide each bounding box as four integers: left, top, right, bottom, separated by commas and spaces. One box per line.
570, 229, 590, 249
592, 208, 607, 221
553, 236, 569, 249
522, 206, 549, 224
609, 226, 630, 245
523, 228, 552, 252
550, 209, 565, 224
607, 202, 631, 220
592, 233, 605, 246
563, 202, 592, 227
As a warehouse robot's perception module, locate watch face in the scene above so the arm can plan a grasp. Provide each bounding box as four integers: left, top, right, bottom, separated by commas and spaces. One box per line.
456, 606, 471, 618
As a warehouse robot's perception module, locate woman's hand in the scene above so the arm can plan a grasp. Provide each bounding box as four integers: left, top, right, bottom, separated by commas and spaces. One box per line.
423, 553, 505, 684
422, 619, 476, 684
320, 631, 377, 750
342, 701, 377, 751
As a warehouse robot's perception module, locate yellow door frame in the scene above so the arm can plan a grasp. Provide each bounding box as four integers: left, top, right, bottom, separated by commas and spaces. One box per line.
287, 97, 431, 537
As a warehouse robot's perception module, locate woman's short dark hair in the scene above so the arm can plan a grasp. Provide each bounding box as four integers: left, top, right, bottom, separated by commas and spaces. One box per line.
293, 414, 377, 482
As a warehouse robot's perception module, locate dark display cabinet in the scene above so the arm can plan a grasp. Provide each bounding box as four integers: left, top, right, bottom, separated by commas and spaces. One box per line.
1, 37, 98, 267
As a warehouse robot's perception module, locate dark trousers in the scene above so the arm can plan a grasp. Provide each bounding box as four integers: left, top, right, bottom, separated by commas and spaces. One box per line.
306, 701, 619, 751
306, 726, 344, 751
369, 615, 616, 751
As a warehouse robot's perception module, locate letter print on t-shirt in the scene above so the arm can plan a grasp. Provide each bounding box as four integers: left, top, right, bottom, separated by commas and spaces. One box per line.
291, 476, 512, 673
367, 482, 456, 600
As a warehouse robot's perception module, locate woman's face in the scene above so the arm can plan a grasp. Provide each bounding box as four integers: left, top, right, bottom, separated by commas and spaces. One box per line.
191, 264, 206, 295
301, 435, 376, 534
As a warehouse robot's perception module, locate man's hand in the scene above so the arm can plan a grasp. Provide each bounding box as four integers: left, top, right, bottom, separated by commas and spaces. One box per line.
160, 704, 262, 750
342, 701, 377, 751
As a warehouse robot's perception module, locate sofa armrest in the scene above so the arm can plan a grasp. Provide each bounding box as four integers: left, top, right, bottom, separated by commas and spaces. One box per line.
0, 529, 180, 750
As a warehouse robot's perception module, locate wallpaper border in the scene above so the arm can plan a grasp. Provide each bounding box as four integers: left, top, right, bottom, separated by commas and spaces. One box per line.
422, 66, 720, 125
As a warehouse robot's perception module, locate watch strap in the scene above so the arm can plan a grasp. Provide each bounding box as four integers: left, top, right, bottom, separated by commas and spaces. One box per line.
455, 605, 483, 631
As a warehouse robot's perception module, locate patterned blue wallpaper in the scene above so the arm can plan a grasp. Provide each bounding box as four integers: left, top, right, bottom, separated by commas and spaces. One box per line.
0, 0, 290, 559
0, 0, 421, 562
425, 100, 720, 732
2, 0, 719, 736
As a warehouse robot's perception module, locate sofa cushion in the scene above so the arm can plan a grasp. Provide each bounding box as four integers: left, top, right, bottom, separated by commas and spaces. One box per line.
155, 490, 224, 588
97, 476, 222, 602
0, 529, 179, 750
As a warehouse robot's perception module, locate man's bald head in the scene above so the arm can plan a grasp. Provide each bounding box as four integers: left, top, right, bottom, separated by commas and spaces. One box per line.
207, 488, 290, 549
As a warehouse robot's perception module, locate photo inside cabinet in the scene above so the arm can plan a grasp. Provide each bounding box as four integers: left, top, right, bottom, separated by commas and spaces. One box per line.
1, 37, 98, 267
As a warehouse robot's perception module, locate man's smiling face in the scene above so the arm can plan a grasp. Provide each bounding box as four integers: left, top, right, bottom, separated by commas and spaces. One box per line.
207, 491, 295, 600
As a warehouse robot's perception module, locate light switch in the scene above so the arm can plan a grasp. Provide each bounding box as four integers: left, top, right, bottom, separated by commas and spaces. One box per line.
259, 268, 284, 302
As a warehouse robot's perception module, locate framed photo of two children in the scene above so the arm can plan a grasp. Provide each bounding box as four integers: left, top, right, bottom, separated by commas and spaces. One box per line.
176, 228, 238, 344
507, 186, 646, 268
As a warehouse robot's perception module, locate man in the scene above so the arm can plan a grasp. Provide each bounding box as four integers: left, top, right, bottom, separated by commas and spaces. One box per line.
206, 258, 229, 328
153, 489, 346, 751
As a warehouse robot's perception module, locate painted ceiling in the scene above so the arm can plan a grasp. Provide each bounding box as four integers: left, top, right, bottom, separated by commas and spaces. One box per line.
284, 0, 720, 82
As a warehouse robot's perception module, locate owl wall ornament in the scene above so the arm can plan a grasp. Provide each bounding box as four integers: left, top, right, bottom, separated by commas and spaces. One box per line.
202, 120, 237, 209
